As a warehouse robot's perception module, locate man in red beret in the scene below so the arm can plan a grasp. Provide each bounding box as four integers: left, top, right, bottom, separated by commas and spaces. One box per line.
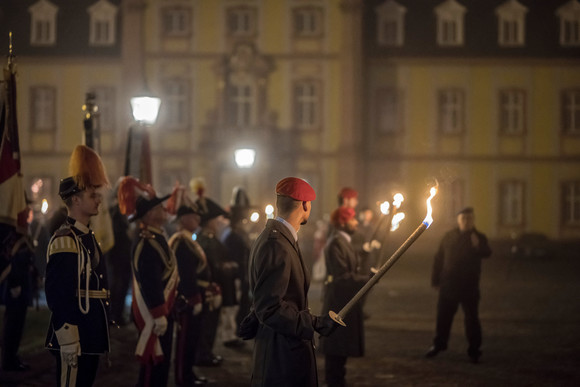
319, 207, 369, 387
242, 177, 338, 386
338, 187, 359, 209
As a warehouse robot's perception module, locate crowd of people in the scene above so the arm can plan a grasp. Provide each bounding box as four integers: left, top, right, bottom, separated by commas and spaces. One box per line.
0, 144, 492, 387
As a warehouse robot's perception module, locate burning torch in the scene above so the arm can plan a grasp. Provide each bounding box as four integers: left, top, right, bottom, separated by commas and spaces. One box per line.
329, 186, 438, 327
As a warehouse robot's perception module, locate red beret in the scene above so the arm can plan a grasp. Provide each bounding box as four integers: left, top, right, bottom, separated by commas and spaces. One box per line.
330, 207, 356, 227
339, 187, 358, 199
276, 177, 316, 201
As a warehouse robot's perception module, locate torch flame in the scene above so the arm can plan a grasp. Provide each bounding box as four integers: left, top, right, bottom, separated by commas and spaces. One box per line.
41, 199, 48, 214
422, 187, 437, 228
380, 201, 390, 215
390, 212, 405, 231
393, 193, 404, 209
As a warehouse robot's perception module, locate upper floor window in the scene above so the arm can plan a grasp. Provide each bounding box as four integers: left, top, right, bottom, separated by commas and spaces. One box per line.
438, 88, 465, 134
375, 87, 403, 134
228, 80, 255, 127
90, 86, 116, 131
562, 89, 580, 135
28, 0, 58, 46
294, 80, 321, 130
163, 79, 190, 129
499, 89, 526, 135
227, 6, 257, 38
562, 181, 580, 226
376, 0, 406, 47
496, 0, 527, 47
556, 0, 580, 46
293, 7, 323, 38
499, 180, 525, 226
88, 0, 118, 46
162, 6, 192, 37
31, 86, 56, 132
435, 0, 466, 46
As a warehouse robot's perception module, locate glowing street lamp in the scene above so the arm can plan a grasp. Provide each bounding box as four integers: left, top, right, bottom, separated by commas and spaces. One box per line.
130, 96, 161, 125
234, 148, 256, 169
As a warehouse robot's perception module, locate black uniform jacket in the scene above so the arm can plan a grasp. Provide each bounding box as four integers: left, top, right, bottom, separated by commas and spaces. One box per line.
198, 231, 237, 306
168, 230, 206, 305
45, 217, 110, 354
431, 227, 492, 296
249, 219, 317, 387
319, 231, 367, 357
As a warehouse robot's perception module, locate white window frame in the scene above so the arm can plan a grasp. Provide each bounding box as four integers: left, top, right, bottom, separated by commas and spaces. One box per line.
29, 0, 58, 46
556, 0, 580, 47
163, 79, 190, 129
562, 181, 580, 226
162, 6, 192, 37
438, 88, 465, 135
90, 86, 116, 132
293, 7, 323, 38
499, 180, 525, 226
376, 0, 407, 47
228, 81, 255, 127
376, 87, 402, 134
435, 0, 466, 46
227, 6, 257, 38
496, 0, 527, 47
499, 89, 526, 135
88, 0, 118, 46
31, 86, 57, 132
294, 80, 321, 131
562, 89, 580, 135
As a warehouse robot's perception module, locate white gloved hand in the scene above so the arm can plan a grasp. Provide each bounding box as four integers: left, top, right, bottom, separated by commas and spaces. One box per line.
60, 342, 81, 368
370, 239, 382, 250
153, 316, 168, 336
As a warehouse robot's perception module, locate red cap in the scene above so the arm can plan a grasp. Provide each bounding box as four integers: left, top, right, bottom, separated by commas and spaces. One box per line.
330, 207, 356, 227
339, 187, 358, 199
275, 177, 316, 201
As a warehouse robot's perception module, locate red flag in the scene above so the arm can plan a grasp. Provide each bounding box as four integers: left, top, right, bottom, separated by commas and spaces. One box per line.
0, 57, 26, 226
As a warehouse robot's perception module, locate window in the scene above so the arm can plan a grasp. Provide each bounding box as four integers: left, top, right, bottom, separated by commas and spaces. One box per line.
556, 0, 580, 46
376, 0, 406, 47
499, 180, 525, 226
293, 7, 323, 38
376, 88, 402, 134
228, 81, 255, 127
438, 89, 465, 134
88, 0, 118, 46
227, 6, 257, 38
90, 86, 115, 131
294, 80, 321, 130
31, 86, 56, 131
164, 79, 190, 129
28, 0, 58, 46
499, 89, 526, 135
562, 89, 580, 134
435, 0, 466, 46
496, 0, 527, 46
162, 6, 191, 37
562, 181, 580, 226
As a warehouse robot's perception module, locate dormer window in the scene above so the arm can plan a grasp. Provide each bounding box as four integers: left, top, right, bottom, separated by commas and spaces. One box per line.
376, 0, 407, 47
556, 0, 580, 46
227, 6, 257, 38
435, 0, 466, 46
28, 0, 58, 46
88, 0, 118, 46
293, 7, 323, 38
496, 0, 527, 47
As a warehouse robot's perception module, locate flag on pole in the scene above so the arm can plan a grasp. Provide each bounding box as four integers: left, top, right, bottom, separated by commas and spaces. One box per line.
0, 41, 26, 226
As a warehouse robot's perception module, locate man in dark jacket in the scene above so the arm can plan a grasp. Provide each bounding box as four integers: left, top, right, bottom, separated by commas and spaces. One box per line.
246, 177, 338, 387
425, 207, 492, 363
319, 207, 369, 387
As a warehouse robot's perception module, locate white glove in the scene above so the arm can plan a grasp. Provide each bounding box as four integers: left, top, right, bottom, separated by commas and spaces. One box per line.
60, 342, 81, 368
153, 316, 168, 336
363, 240, 382, 252
192, 293, 203, 316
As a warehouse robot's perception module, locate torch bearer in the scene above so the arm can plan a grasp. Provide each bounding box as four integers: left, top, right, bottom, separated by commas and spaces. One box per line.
329, 186, 437, 327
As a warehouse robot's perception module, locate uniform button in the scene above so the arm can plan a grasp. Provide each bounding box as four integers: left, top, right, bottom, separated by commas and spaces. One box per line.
105, 301, 110, 306
99, 274, 103, 279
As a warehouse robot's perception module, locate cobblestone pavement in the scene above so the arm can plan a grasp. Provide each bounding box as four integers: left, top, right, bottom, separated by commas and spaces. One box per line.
2, 245, 580, 386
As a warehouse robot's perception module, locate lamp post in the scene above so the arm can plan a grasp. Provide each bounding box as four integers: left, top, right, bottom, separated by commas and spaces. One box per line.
124, 95, 161, 183
234, 148, 256, 190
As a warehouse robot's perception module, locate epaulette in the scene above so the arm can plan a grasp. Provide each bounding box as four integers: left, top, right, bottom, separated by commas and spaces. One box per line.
49, 234, 78, 255
54, 223, 74, 237
139, 229, 155, 239
268, 228, 280, 240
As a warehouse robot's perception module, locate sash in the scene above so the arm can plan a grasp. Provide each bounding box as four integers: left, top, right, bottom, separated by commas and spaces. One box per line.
132, 266, 178, 365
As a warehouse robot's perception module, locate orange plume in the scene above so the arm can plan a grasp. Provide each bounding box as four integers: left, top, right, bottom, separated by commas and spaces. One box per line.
68, 145, 110, 190
117, 176, 155, 216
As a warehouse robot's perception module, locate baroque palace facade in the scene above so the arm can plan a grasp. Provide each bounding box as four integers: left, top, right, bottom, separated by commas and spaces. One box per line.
1, 0, 579, 241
